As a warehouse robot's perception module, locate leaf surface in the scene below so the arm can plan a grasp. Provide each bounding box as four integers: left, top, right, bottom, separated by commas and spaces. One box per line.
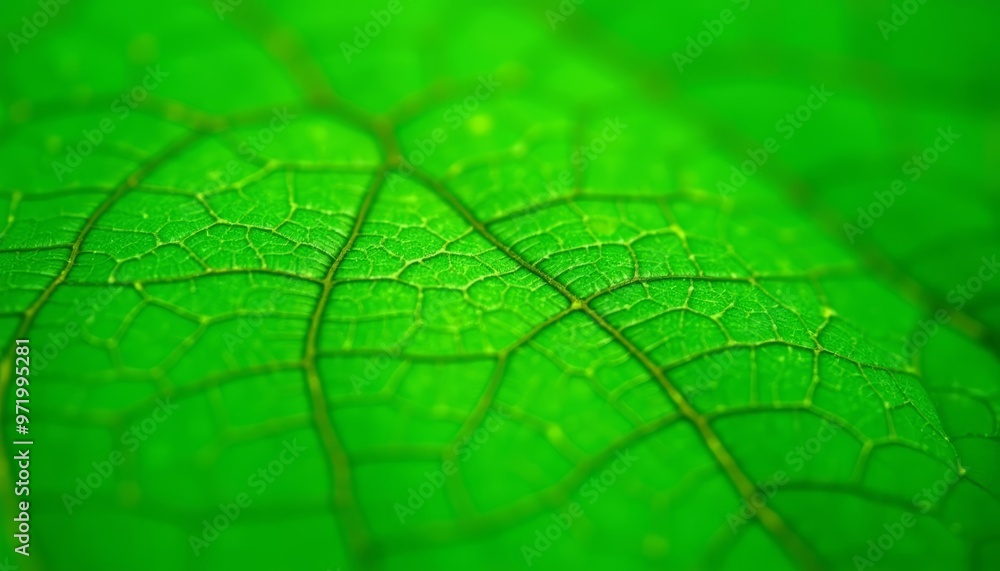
1, 1, 998, 570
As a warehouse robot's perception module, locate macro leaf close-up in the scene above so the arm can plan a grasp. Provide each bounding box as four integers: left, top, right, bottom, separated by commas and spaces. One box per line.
1, 1, 998, 570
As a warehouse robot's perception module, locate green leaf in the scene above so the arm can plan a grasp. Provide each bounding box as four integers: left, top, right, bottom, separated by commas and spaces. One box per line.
1, 1, 998, 570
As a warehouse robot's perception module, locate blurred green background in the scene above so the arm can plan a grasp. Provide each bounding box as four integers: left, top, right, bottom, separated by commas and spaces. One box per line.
1, 1, 998, 570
